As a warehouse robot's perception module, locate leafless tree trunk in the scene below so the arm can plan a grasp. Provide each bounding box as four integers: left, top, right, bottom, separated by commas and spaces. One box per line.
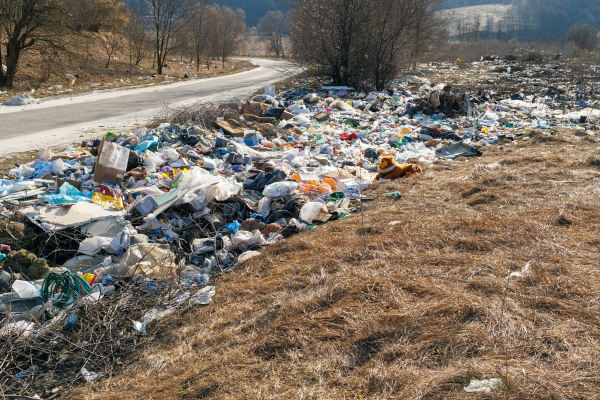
290, 0, 443, 90
0, 0, 65, 87
258, 10, 287, 58
104, 31, 120, 68
187, 0, 208, 72
127, 9, 149, 70
145, 0, 188, 75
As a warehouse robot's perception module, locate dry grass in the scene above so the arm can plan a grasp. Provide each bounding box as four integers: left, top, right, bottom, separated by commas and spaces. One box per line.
61, 130, 599, 399
0, 32, 254, 102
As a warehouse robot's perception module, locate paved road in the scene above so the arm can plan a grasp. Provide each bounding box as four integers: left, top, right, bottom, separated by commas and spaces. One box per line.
0, 58, 299, 156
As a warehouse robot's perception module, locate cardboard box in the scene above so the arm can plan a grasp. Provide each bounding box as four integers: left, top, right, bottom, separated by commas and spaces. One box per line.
94, 140, 129, 185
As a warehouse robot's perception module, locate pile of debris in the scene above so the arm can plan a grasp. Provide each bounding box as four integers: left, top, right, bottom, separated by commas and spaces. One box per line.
0, 70, 598, 396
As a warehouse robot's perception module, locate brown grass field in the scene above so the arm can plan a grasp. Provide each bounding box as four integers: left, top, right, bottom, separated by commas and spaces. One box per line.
59, 127, 600, 399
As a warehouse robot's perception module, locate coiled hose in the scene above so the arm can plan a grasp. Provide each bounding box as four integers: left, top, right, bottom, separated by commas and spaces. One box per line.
41, 271, 93, 307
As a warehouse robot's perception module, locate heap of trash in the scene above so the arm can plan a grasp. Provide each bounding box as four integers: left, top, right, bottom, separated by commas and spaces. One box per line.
0, 68, 598, 393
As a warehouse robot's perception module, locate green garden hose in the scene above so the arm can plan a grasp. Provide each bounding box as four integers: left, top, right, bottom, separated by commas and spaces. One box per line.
41, 271, 92, 308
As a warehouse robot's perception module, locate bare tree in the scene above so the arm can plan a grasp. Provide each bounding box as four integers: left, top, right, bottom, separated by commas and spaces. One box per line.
216, 7, 247, 67
471, 15, 481, 41
0, 0, 66, 88
290, 0, 443, 90
568, 24, 598, 52
126, 8, 149, 72
145, 0, 188, 74
291, 0, 372, 87
187, 0, 208, 72
257, 10, 287, 58
104, 29, 120, 68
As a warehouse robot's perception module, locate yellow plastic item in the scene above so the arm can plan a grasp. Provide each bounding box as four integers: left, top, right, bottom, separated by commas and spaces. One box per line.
82, 273, 96, 285
91, 192, 124, 210
481, 126, 489, 134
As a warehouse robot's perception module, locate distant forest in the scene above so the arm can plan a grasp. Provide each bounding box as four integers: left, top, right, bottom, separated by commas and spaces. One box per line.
123, 0, 286, 26
123, 0, 599, 42
452, 0, 600, 42
440, 0, 511, 9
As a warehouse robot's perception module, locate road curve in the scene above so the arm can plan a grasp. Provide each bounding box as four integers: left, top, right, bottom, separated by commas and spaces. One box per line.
0, 58, 300, 157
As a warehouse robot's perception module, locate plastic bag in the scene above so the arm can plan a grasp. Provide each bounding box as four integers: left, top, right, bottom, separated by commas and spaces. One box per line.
205, 177, 241, 202
300, 202, 331, 223
39, 148, 53, 161
192, 238, 214, 253
79, 237, 112, 256
161, 147, 180, 162
103, 243, 178, 280
257, 197, 271, 217
238, 250, 261, 264
144, 151, 165, 171
0, 179, 36, 196
42, 182, 92, 204
262, 181, 298, 198
12, 280, 40, 299
231, 230, 266, 251
108, 225, 136, 255
134, 135, 159, 153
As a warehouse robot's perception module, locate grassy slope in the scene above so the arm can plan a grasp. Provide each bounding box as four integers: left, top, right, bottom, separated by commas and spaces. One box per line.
0, 31, 253, 102
69, 130, 600, 399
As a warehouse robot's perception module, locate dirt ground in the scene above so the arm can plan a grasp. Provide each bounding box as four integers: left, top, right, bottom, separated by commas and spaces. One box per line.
0, 32, 254, 102
62, 128, 600, 399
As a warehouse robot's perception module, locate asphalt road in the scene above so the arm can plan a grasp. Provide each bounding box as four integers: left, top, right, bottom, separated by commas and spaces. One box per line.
0, 58, 299, 156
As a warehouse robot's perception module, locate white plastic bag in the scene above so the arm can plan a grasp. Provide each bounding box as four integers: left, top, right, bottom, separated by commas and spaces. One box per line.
257, 197, 271, 217
108, 224, 136, 255
144, 152, 165, 171
79, 237, 112, 256
39, 148, 53, 161
262, 181, 298, 198
231, 230, 266, 251
300, 202, 331, 224
12, 280, 40, 299
161, 147, 180, 162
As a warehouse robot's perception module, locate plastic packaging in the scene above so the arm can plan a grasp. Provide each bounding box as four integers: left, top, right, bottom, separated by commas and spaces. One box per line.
144, 152, 165, 171
108, 224, 136, 255
78, 236, 112, 256
134, 135, 159, 153
300, 202, 331, 223
257, 197, 271, 217
262, 181, 298, 198
231, 230, 266, 251
42, 182, 92, 204
12, 280, 40, 299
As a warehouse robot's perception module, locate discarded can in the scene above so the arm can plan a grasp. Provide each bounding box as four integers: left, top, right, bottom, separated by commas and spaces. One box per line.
384, 192, 402, 199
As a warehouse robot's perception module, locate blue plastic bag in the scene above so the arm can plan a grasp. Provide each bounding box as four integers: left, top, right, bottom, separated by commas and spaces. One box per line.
134, 135, 159, 153
42, 183, 92, 204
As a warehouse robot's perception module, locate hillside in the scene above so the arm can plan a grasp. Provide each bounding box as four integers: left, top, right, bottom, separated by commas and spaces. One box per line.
0, 31, 252, 102
67, 129, 600, 399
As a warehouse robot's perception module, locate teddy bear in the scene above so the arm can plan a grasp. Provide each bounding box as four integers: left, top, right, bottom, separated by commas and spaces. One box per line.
375, 156, 422, 181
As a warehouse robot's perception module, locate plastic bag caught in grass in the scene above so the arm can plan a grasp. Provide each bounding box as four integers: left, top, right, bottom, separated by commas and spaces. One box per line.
133, 307, 176, 335
81, 367, 103, 382
464, 378, 502, 393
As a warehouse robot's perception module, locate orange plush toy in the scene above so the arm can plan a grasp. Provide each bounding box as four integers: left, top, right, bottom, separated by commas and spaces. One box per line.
375, 156, 422, 181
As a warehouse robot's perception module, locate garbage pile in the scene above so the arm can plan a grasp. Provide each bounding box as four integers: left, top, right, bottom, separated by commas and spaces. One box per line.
0, 65, 598, 394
